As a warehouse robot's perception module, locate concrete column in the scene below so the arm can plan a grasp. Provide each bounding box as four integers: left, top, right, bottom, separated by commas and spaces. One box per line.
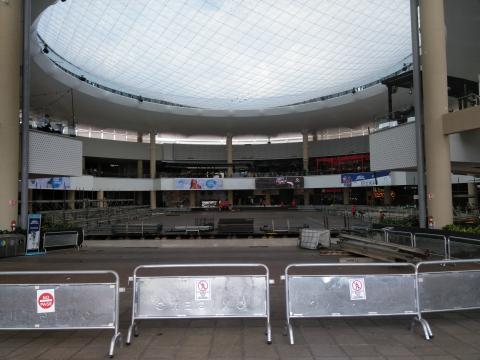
312, 132, 318, 142
68, 191, 75, 210
420, 0, 453, 228
189, 191, 196, 208
136, 133, 143, 205
265, 193, 271, 206
467, 180, 478, 210
97, 191, 104, 208
150, 132, 157, 209
0, 1, 21, 229
342, 189, 350, 205
384, 186, 392, 206
302, 130, 309, 174
28, 189, 33, 213
227, 190, 234, 205
137, 160, 144, 178
137, 132, 144, 178
304, 190, 310, 206
226, 133, 233, 177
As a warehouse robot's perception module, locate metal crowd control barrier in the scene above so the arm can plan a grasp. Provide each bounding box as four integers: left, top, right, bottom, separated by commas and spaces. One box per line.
284, 263, 431, 344
127, 264, 272, 345
385, 230, 413, 247
43, 231, 79, 251
0, 270, 121, 358
448, 236, 480, 259
416, 259, 480, 322
413, 233, 448, 259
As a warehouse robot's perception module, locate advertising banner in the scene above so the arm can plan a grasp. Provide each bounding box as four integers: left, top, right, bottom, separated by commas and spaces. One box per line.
26, 214, 42, 253
28, 177, 71, 190
341, 171, 391, 187
175, 178, 223, 190
255, 176, 304, 189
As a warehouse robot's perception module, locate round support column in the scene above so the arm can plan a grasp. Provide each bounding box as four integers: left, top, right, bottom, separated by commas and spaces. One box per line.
302, 130, 309, 175
68, 191, 75, 210
467, 179, 478, 210
136, 132, 144, 205
420, 0, 453, 228
226, 133, 233, 177
0, 1, 21, 229
150, 132, 157, 209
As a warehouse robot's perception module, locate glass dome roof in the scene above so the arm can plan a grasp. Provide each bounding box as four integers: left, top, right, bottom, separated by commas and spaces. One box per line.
37, 0, 412, 110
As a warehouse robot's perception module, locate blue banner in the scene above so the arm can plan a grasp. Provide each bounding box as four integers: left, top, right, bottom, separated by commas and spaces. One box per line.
28, 177, 70, 190
341, 171, 391, 187
175, 178, 223, 190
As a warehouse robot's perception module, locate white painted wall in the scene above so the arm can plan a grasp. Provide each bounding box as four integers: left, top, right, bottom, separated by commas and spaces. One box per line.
65, 171, 475, 192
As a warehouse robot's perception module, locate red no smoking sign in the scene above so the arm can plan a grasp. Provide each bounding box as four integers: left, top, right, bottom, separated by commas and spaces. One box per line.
36, 289, 56, 313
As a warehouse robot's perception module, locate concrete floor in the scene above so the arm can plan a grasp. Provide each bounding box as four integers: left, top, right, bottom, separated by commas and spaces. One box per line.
0, 245, 479, 360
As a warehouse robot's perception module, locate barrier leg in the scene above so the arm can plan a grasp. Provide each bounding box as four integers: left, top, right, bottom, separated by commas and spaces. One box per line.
266, 320, 272, 345
109, 332, 122, 358
421, 318, 433, 338
283, 320, 294, 345
126, 321, 138, 345
288, 322, 294, 345
411, 317, 431, 340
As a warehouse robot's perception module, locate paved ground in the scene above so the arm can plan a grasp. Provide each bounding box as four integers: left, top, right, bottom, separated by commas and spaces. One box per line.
0, 245, 479, 360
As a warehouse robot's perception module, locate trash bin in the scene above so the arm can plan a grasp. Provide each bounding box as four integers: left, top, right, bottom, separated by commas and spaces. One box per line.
0, 234, 25, 258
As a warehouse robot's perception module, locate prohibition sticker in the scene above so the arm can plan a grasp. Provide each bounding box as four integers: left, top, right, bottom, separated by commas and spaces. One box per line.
195, 279, 211, 301
37, 289, 55, 313
348, 278, 366, 301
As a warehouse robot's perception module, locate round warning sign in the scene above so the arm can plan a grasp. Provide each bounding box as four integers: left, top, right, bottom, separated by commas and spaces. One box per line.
348, 278, 366, 301
197, 280, 209, 291
39, 293, 54, 309
195, 279, 211, 301
351, 280, 363, 291
37, 289, 55, 313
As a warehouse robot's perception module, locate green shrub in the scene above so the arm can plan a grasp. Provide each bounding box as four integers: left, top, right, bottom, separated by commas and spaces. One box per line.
41, 220, 77, 233
443, 224, 480, 234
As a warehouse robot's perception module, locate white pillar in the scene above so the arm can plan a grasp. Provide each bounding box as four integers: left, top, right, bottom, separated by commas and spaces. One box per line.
468, 180, 478, 210
342, 189, 350, 205
150, 132, 157, 209
0, 1, 21, 229
420, 0, 453, 228
189, 191, 196, 208
136, 132, 144, 205
304, 190, 310, 206
97, 190, 105, 208
384, 186, 392, 206
137, 132, 144, 178
68, 191, 75, 210
302, 130, 309, 174
265, 193, 271, 206
226, 133, 233, 177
